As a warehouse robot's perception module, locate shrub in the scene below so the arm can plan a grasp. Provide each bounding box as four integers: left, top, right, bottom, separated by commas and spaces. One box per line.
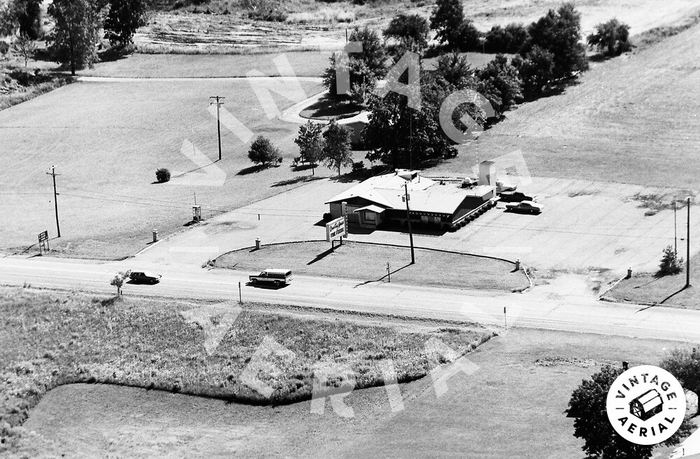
456, 19, 482, 52
351, 161, 365, 172
248, 135, 282, 166
587, 19, 631, 57
658, 245, 683, 276
155, 168, 170, 183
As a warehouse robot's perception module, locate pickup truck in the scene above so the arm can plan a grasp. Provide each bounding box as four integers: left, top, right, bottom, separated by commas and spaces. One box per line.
249, 269, 293, 287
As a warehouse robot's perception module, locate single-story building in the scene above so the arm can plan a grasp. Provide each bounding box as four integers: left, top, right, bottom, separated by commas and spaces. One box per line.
325, 168, 496, 230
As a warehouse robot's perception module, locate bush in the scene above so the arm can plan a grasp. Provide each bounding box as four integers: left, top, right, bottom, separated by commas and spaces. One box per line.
587, 19, 631, 57
155, 168, 170, 183
658, 245, 683, 276
484, 23, 528, 53
248, 135, 282, 166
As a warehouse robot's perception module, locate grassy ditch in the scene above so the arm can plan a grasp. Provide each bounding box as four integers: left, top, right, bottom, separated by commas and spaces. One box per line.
0, 69, 73, 111
0, 287, 491, 452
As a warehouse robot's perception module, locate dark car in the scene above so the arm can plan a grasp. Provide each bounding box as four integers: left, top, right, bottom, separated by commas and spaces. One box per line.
505, 201, 543, 215
499, 191, 535, 203
129, 271, 162, 284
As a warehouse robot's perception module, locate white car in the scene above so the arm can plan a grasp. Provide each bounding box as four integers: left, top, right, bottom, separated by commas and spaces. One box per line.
505, 200, 543, 215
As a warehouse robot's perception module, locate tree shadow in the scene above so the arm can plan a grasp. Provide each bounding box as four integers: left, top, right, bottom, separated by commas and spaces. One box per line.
272, 175, 323, 187
237, 164, 268, 176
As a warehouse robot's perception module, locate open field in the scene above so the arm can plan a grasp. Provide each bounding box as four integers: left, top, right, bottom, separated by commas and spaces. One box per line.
605, 254, 700, 309
0, 77, 332, 259
432, 21, 700, 190
0, 287, 490, 453
213, 240, 529, 291
134, 0, 700, 53
14, 328, 696, 457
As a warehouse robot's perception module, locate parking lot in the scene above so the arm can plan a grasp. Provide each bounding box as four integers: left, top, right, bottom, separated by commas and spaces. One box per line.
137, 177, 699, 276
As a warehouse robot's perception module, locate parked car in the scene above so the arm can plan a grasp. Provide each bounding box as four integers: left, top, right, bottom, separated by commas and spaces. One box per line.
499, 191, 535, 203
249, 269, 293, 287
129, 271, 162, 284
505, 201, 543, 215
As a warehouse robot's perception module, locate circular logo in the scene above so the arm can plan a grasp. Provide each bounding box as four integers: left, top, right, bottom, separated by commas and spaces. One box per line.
606, 365, 686, 445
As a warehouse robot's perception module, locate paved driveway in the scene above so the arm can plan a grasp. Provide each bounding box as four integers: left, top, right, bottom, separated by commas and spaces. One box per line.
136, 176, 699, 275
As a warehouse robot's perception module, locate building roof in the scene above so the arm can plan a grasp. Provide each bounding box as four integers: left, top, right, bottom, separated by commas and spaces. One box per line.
327, 171, 493, 215
354, 204, 386, 214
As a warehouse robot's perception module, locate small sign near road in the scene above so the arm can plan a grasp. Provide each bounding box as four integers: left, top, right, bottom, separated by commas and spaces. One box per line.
38, 230, 49, 253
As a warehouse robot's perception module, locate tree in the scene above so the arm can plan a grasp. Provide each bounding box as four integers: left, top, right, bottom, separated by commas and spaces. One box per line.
364, 70, 465, 169
430, 0, 464, 49
384, 13, 429, 53
484, 23, 528, 54
110, 270, 130, 296
12, 33, 36, 67
477, 54, 523, 113
524, 2, 588, 80
104, 0, 146, 46
0, 2, 14, 37
294, 121, 324, 175
588, 19, 631, 57
513, 45, 555, 98
658, 245, 683, 276
48, 0, 109, 75
322, 26, 386, 101
321, 120, 352, 176
434, 51, 476, 89
248, 135, 282, 167
567, 365, 691, 459
12, 0, 42, 40
155, 168, 170, 183
661, 347, 700, 397
455, 19, 481, 52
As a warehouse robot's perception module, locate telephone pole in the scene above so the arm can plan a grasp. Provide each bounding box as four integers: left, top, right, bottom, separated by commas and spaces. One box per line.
404, 182, 415, 264
47, 165, 61, 238
209, 96, 225, 161
674, 201, 678, 256
686, 197, 691, 288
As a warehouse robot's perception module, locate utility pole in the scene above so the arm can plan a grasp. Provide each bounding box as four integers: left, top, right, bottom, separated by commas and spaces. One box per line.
209, 96, 225, 161
686, 197, 691, 288
46, 165, 61, 238
404, 182, 415, 264
674, 201, 678, 256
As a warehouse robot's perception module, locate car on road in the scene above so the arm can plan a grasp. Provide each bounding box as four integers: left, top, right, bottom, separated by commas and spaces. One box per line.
499, 191, 535, 203
129, 271, 162, 284
505, 201, 543, 215
249, 269, 293, 287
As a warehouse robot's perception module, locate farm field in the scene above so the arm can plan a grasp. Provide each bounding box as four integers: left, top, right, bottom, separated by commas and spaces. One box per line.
15, 328, 693, 457
213, 240, 529, 291
0, 77, 329, 259
432, 20, 700, 189
136, 0, 700, 53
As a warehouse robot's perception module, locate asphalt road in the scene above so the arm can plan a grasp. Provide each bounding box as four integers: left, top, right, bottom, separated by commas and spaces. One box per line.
1, 256, 700, 343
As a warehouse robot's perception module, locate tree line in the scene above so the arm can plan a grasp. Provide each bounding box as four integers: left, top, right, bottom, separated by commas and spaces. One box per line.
0, 0, 148, 74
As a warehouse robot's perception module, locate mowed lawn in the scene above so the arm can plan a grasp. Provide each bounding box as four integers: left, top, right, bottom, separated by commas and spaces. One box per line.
432, 22, 700, 189
0, 77, 325, 259
213, 240, 529, 291
606, 253, 700, 309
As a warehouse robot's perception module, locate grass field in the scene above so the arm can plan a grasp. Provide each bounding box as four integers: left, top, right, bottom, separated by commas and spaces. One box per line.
605, 254, 700, 309
0, 287, 491, 453
0, 77, 327, 259
432, 21, 700, 189
13, 328, 696, 457
213, 240, 529, 291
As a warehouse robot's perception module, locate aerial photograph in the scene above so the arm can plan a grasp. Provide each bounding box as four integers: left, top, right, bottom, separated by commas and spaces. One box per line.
1, 0, 699, 457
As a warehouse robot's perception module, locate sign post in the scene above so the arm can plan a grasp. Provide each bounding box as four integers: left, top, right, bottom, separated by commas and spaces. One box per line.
38, 230, 49, 254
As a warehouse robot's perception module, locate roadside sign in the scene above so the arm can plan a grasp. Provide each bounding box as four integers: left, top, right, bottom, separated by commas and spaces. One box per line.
326, 217, 348, 242
38, 230, 49, 253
